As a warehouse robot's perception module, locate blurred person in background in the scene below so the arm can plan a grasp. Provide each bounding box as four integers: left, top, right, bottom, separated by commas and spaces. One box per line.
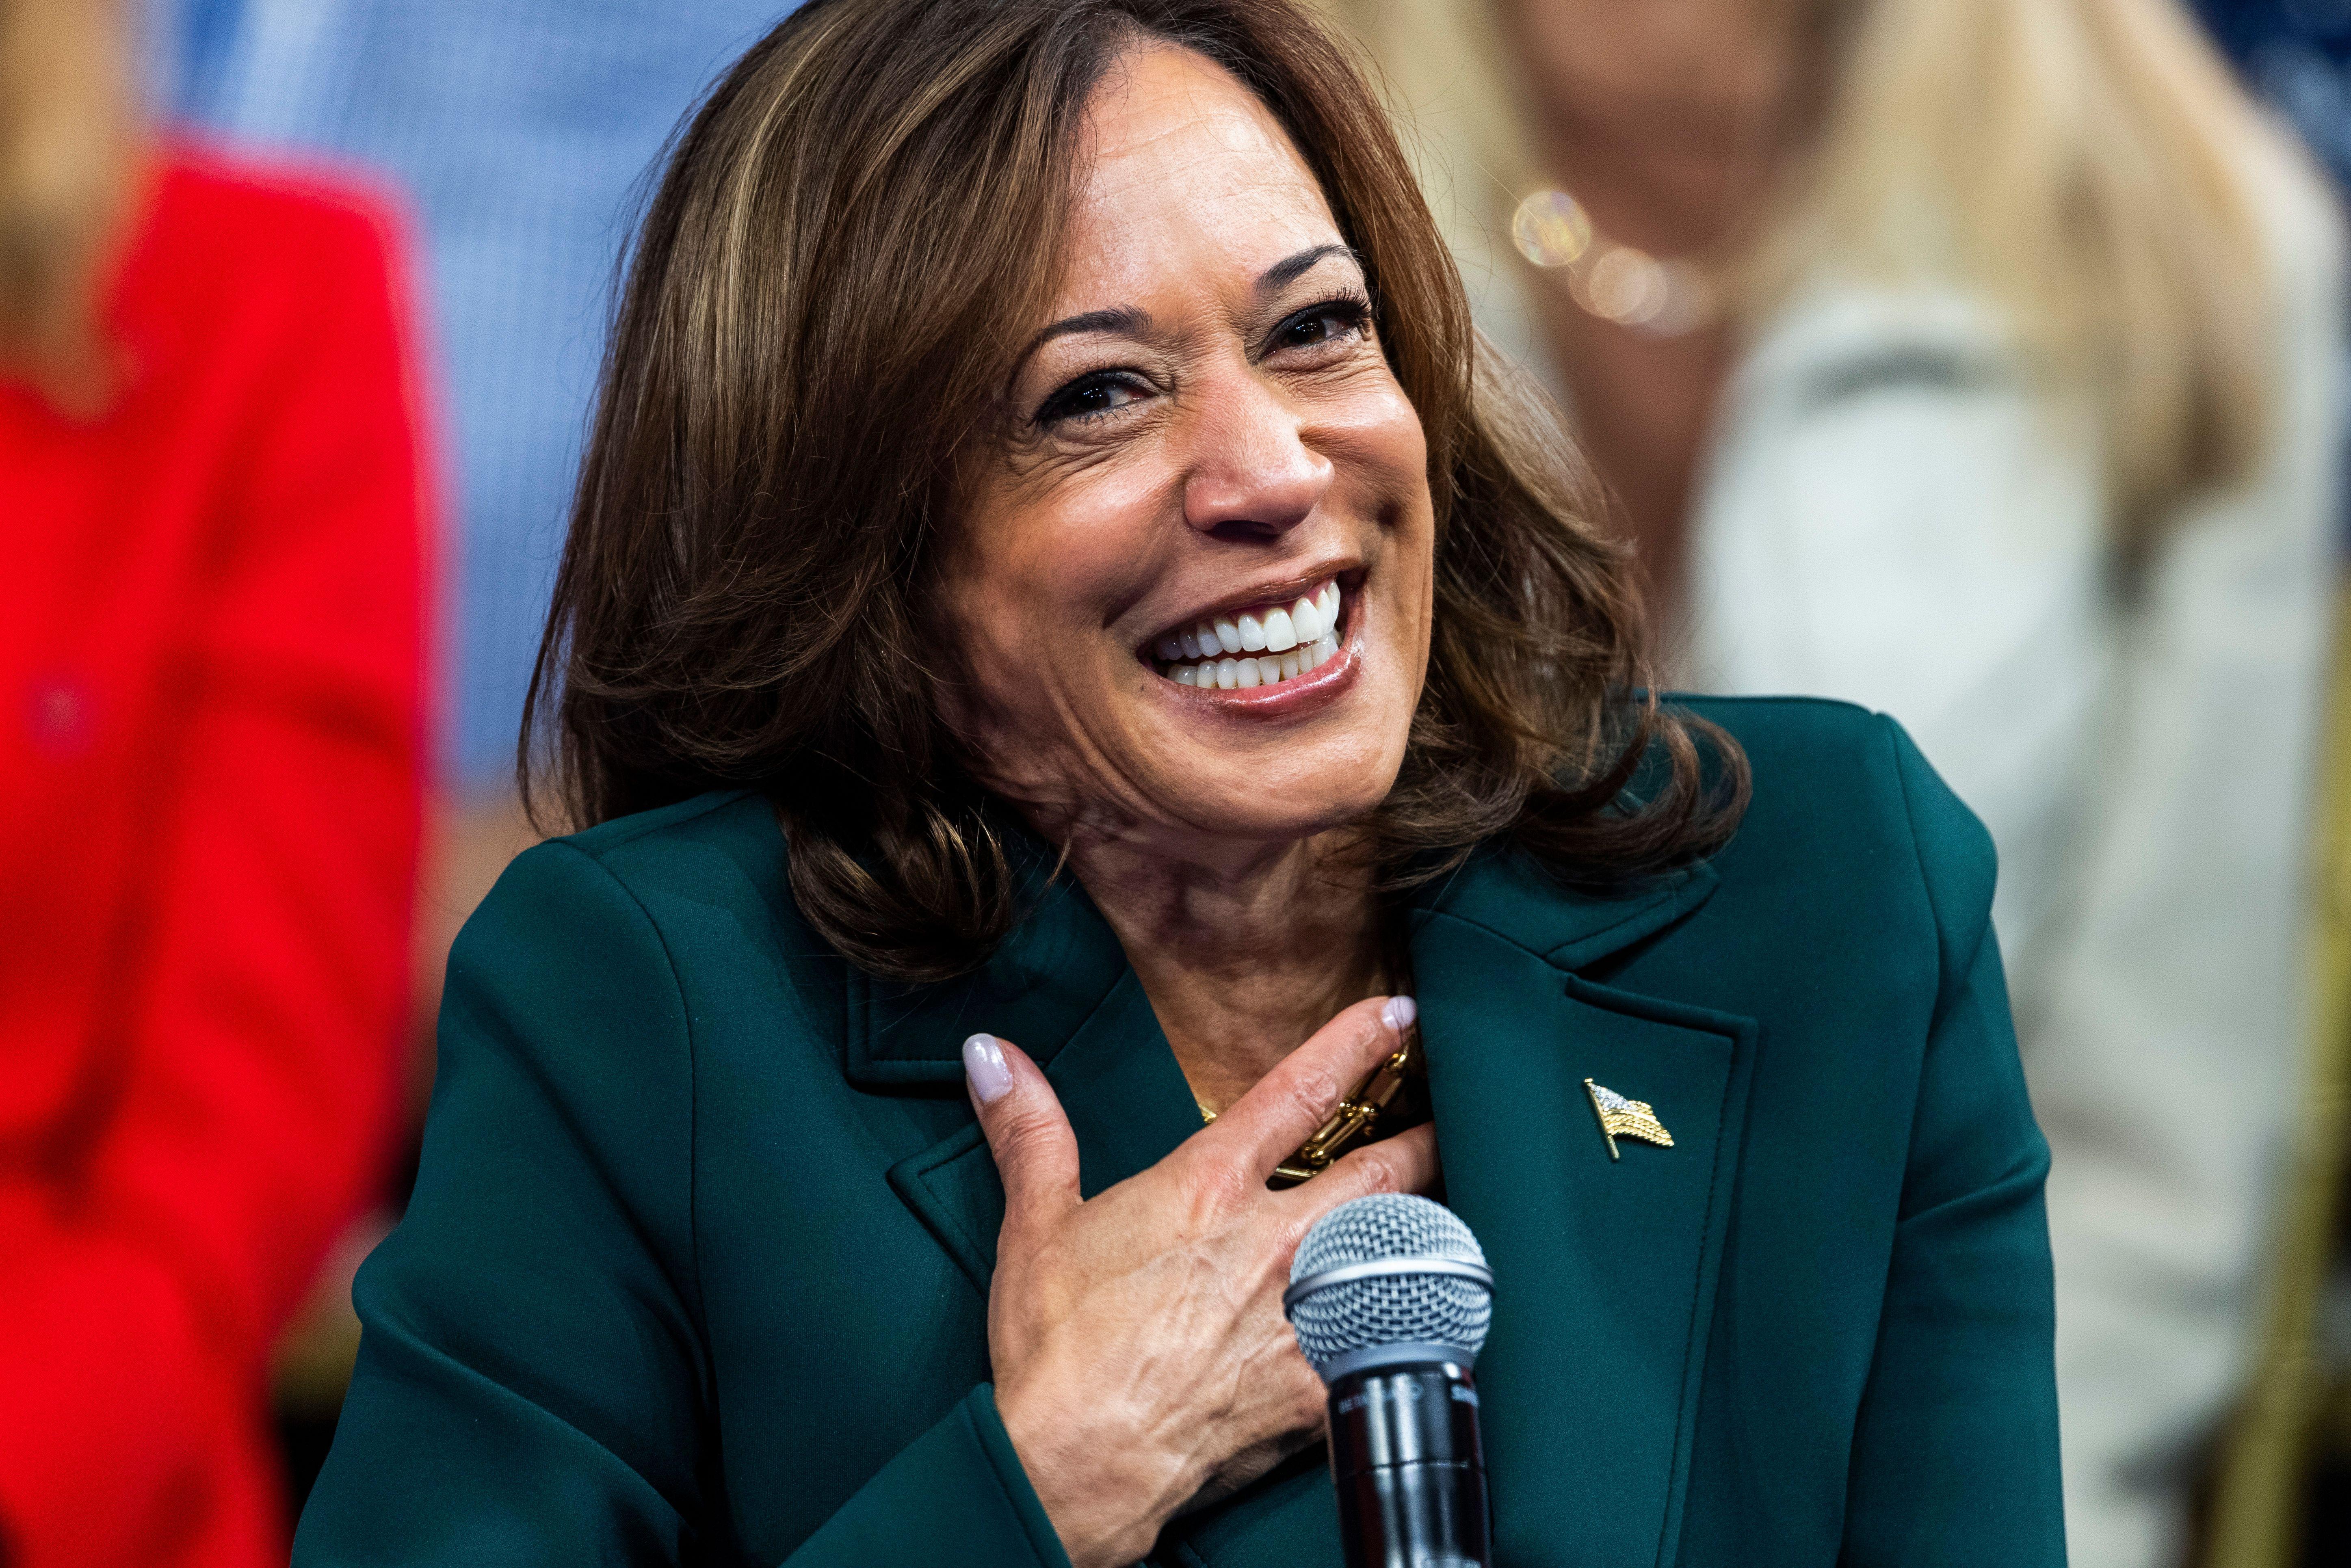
1317, 0, 2345, 1564
2195, 0, 2351, 201
170, 0, 800, 1008
2186, 5, 2351, 1558
165, 0, 793, 1498
0, 0, 430, 1562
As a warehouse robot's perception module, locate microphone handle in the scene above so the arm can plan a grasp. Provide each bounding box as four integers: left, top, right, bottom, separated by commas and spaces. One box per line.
1325, 1360, 1492, 1568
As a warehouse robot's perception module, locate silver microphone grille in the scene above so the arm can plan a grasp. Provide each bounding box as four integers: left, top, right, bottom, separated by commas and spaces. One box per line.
1284, 1193, 1492, 1378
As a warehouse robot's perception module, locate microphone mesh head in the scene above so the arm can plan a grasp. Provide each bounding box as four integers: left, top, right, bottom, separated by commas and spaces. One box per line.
1286, 1193, 1492, 1375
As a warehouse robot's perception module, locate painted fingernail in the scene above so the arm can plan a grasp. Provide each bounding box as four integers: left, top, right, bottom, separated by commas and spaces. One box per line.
1381, 995, 1418, 1033
963, 1033, 1012, 1104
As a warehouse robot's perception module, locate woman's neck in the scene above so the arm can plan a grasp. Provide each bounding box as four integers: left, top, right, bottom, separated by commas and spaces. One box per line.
1060, 828, 1388, 1114
1497, 0, 1800, 259
1492, 0, 1810, 629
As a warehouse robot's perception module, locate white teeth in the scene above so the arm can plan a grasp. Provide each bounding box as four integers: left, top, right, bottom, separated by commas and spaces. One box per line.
1156, 582, 1336, 668
1154, 581, 1345, 688
1157, 634, 1338, 688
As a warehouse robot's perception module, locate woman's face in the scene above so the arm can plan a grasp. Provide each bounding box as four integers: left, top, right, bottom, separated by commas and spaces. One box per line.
945, 43, 1435, 861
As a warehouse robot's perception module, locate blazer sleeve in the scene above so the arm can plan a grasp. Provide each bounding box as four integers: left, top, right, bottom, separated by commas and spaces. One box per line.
293, 841, 1072, 1568
0, 186, 424, 1568
1837, 720, 2066, 1565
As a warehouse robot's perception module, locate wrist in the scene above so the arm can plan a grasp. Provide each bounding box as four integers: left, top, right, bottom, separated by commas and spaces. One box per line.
996, 1371, 1191, 1568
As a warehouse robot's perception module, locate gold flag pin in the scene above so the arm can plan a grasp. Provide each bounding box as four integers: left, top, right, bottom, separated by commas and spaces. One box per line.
1585, 1079, 1674, 1161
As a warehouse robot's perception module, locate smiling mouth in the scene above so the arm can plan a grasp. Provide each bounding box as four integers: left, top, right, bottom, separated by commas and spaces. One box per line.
1143, 578, 1345, 690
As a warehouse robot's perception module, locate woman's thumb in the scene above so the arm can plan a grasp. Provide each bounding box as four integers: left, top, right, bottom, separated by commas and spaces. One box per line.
964, 1033, 1080, 1228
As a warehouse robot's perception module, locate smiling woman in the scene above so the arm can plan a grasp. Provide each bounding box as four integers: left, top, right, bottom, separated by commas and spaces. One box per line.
294, 2, 2064, 1565
522, 0, 1741, 989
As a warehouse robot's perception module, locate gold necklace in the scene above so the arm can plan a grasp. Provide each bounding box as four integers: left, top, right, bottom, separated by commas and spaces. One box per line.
1195, 1027, 1425, 1187
1508, 186, 1721, 337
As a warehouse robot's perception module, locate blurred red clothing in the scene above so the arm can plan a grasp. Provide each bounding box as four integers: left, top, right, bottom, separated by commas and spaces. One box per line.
0, 147, 430, 1568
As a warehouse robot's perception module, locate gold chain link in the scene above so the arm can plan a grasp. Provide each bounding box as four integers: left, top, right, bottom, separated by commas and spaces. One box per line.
1193, 1029, 1424, 1187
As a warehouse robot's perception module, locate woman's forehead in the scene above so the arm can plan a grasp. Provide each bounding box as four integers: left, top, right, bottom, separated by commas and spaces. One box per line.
1055, 43, 1344, 308
1079, 43, 1300, 188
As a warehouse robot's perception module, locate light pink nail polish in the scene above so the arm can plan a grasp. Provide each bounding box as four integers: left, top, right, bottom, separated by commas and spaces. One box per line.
963, 1033, 1012, 1103
1381, 995, 1418, 1033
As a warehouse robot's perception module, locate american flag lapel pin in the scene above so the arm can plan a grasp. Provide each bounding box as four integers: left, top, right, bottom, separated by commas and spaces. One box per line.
1584, 1078, 1674, 1161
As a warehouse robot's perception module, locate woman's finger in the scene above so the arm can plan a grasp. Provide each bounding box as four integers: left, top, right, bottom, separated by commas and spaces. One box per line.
1285, 1122, 1440, 1220
1208, 995, 1415, 1179
965, 1033, 1082, 1243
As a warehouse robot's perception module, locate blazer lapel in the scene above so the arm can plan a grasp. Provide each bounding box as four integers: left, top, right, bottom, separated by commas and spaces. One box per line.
877, 869, 1201, 1294
1410, 853, 1754, 1568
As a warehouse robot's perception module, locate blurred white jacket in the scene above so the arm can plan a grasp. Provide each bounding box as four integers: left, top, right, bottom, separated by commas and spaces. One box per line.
1442, 112, 2343, 1568
1674, 166, 2342, 1568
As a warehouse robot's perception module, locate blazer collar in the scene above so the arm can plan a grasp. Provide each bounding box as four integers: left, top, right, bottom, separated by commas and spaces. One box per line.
846, 837, 1721, 1092
1402, 839, 1721, 969
843, 849, 1132, 1091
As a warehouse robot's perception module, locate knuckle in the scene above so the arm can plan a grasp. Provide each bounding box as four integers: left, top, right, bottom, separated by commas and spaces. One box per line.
994, 1116, 1055, 1165
992, 1122, 1072, 1192
1185, 1151, 1256, 1228
1349, 1148, 1403, 1195
1282, 1062, 1346, 1125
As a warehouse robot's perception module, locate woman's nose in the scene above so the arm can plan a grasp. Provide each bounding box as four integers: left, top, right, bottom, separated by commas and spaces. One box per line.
1180, 379, 1334, 539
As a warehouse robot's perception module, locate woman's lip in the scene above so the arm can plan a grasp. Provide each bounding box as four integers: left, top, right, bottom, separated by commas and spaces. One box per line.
1157, 634, 1361, 714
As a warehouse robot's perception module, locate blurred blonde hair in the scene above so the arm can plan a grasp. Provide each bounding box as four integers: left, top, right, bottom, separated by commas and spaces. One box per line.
0, 0, 140, 396
1322, 0, 2326, 541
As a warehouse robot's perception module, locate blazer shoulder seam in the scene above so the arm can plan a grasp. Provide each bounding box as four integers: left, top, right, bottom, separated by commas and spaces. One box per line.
559, 789, 759, 861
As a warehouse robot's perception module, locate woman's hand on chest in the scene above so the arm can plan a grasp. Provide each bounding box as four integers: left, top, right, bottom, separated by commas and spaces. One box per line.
965, 995, 1435, 1568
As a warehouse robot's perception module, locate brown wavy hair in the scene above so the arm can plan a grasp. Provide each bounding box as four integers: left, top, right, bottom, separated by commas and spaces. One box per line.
524, 0, 1748, 981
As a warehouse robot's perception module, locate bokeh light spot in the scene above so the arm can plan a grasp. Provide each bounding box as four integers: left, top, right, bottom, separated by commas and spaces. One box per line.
1511, 188, 1592, 268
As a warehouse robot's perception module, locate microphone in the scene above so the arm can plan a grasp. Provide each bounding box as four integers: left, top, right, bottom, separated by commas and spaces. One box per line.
1283, 1194, 1495, 1568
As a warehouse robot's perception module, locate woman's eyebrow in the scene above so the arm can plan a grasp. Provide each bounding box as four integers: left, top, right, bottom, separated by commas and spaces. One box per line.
1257, 242, 1357, 296
1015, 244, 1360, 371
1021, 305, 1151, 367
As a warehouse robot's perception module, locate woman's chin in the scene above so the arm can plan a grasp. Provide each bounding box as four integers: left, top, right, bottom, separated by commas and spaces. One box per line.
1119, 645, 1411, 827
1144, 737, 1407, 850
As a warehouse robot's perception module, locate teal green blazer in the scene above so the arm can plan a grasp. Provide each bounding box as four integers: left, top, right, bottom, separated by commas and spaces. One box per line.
295, 697, 2064, 1566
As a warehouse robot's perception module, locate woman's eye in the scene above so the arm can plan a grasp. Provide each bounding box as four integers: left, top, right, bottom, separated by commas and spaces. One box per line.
1271, 298, 1371, 354
1038, 371, 1151, 427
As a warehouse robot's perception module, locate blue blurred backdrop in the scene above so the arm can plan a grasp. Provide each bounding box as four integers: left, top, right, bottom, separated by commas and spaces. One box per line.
165, 0, 794, 793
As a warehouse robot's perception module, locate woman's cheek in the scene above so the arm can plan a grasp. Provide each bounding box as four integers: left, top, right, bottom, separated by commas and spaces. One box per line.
1307, 390, 1427, 505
